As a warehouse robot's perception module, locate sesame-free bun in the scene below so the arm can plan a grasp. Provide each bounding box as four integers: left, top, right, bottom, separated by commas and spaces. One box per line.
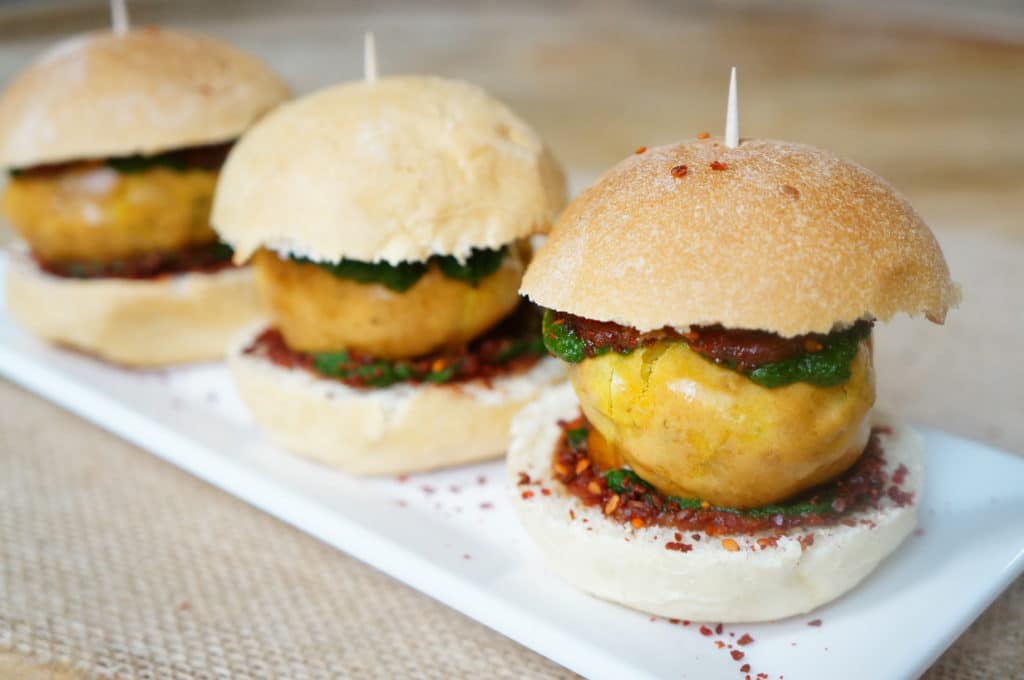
0, 28, 290, 168
521, 138, 959, 336
212, 77, 566, 265
4, 246, 265, 366
228, 325, 565, 474
507, 382, 922, 622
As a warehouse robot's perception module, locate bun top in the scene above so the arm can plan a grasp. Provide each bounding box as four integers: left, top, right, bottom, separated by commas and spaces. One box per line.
211, 76, 566, 264
0, 28, 290, 168
521, 138, 959, 336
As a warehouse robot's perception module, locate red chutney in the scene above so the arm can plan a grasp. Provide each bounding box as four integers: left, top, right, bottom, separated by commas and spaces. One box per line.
550, 310, 872, 370
245, 320, 544, 389
36, 241, 235, 280
546, 415, 912, 537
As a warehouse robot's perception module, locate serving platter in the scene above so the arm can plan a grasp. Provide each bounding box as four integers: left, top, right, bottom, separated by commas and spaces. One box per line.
0, 254, 1021, 680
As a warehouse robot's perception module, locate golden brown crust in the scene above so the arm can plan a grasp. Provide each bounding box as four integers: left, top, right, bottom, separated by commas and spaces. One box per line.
212, 77, 566, 264
0, 28, 289, 168
521, 138, 960, 335
252, 248, 524, 359
4, 246, 265, 366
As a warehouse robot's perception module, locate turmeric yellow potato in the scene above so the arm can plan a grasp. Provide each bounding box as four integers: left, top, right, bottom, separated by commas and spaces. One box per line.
253, 246, 525, 359
1, 164, 218, 262
569, 339, 875, 508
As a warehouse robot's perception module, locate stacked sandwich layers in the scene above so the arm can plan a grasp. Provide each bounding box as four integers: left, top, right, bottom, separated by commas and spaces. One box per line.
213, 76, 567, 474
0, 28, 290, 365
511, 137, 959, 621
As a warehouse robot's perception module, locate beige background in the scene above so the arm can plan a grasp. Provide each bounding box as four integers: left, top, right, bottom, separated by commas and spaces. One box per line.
0, 1, 1022, 678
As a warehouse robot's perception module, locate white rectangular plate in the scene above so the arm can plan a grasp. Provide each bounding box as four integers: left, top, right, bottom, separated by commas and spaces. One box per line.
1, 257, 1021, 680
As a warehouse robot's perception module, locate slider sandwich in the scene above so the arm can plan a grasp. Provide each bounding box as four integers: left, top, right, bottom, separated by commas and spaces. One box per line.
510, 136, 959, 622
213, 76, 567, 474
0, 27, 289, 365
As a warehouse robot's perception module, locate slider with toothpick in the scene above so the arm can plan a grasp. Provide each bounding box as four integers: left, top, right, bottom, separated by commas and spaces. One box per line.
508, 69, 961, 623
212, 40, 568, 475
0, 14, 290, 366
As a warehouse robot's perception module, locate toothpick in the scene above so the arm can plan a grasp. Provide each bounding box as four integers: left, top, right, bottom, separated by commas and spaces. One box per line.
364, 32, 378, 84
725, 66, 739, 148
110, 0, 130, 36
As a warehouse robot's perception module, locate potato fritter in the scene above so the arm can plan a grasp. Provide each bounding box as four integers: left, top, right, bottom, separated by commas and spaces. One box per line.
570, 338, 875, 508
2, 163, 219, 262
253, 246, 525, 359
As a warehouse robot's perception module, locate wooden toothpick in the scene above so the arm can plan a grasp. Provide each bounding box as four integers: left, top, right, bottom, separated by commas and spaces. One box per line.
110, 0, 130, 36
725, 66, 739, 148
364, 32, 378, 84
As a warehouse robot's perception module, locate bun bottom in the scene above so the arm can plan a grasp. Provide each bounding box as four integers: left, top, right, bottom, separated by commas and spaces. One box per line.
507, 382, 923, 623
4, 245, 264, 366
228, 325, 565, 475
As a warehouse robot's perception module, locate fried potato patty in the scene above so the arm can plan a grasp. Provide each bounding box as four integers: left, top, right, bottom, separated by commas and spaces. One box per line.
569, 338, 876, 508
253, 246, 525, 359
2, 163, 219, 262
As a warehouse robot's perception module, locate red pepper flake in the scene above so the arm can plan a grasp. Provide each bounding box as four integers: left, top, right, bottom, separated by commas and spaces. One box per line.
731, 650, 745, 661
721, 538, 740, 552
541, 488, 552, 496
715, 623, 724, 635
665, 542, 693, 552
697, 132, 710, 139
396, 474, 409, 483
521, 490, 534, 500
887, 486, 914, 506
631, 517, 646, 529
757, 674, 768, 680
692, 533, 702, 541
740, 664, 751, 673
635, 145, 647, 154
668, 618, 681, 625
892, 464, 908, 485
671, 164, 689, 178
738, 633, 754, 646
807, 619, 823, 627
683, 620, 691, 626
517, 472, 531, 486
568, 509, 576, 520
421, 485, 436, 495
700, 625, 714, 636
798, 533, 815, 550
479, 502, 493, 510
715, 641, 726, 649
477, 475, 487, 485
782, 184, 801, 199
674, 532, 683, 541
710, 160, 728, 171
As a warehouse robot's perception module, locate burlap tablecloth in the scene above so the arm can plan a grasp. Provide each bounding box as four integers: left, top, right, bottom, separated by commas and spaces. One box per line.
1, 2, 1022, 678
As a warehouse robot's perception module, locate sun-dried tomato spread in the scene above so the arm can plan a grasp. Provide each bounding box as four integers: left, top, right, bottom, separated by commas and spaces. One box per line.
547, 310, 872, 371
245, 304, 547, 389
35, 241, 235, 280
540, 415, 911, 537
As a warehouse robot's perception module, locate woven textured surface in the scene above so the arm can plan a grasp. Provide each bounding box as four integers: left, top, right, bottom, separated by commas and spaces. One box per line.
0, 380, 574, 679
